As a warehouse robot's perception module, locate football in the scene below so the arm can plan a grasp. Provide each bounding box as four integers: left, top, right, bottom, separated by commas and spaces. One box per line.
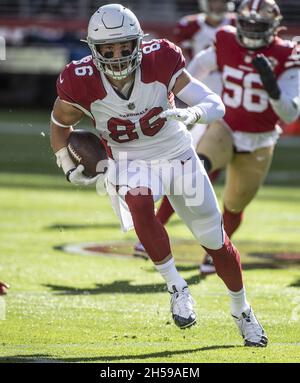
67, 130, 108, 177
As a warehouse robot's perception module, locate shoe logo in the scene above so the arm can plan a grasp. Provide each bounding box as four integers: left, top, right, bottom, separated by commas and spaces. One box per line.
172, 285, 178, 293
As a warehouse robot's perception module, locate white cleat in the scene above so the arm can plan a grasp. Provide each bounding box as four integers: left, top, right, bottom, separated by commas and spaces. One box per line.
169, 285, 196, 329
232, 307, 268, 347
133, 242, 149, 260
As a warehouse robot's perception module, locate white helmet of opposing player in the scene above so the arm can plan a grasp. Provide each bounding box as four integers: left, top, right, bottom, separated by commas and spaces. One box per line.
236, 0, 282, 49
85, 4, 144, 80
198, 0, 233, 22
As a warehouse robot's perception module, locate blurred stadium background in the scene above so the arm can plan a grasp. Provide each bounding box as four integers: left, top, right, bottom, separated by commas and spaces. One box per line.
1, 1, 300, 363
0, 0, 300, 115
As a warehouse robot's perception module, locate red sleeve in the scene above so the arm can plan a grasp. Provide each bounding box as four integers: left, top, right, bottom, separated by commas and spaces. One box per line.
56, 56, 107, 113
141, 39, 186, 89
57, 64, 77, 104
173, 15, 201, 46
262, 38, 300, 78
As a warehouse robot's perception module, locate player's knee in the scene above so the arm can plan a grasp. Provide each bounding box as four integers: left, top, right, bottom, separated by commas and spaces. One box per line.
224, 187, 258, 212
125, 189, 155, 218
197, 153, 212, 173
190, 211, 224, 250
198, 229, 224, 250
223, 198, 245, 214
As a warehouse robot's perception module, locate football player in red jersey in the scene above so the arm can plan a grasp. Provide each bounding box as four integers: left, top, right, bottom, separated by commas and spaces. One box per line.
50, 4, 268, 346
187, 0, 300, 274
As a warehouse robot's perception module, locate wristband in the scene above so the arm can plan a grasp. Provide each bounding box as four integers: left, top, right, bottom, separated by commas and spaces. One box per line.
51, 111, 72, 128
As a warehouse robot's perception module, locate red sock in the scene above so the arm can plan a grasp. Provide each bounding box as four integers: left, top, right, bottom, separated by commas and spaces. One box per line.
125, 189, 171, 263
156, 196, 175, 225
202, 233, 243, 292
223, 206, 243, 238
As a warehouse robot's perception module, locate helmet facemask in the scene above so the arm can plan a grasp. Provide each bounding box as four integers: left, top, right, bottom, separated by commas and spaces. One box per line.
236, 0, 282, 50
88, 36, 143, 80
85, 4, 144, 80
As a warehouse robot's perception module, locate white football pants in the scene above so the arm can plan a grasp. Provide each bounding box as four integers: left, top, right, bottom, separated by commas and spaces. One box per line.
106, 147, 224, 249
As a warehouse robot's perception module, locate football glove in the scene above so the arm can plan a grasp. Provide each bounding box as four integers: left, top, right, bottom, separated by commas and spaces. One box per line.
252, 54, 281, 100
159, 106, 203, 126
66, 164, 101, 186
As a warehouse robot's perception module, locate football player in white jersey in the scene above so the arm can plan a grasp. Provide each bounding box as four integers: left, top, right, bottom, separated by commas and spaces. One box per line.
174, 0, 235, 93
50, 4, 268, 346
140, 1, 236, 253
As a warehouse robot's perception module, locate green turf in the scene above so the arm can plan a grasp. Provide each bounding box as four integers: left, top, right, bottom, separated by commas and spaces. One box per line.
0, 110, 300, 363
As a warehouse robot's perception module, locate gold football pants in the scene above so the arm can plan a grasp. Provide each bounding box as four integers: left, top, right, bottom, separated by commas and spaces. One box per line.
196, 121, 274, 213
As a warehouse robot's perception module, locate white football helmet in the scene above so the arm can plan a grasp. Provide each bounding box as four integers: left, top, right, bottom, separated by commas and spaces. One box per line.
236, 0, 282, 49
85, 4, 144, 80
198, 0, 233, 21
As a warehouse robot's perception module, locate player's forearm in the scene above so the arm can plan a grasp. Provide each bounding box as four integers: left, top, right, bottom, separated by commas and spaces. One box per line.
176, 79, 225, 124
270, 68, 300, 124
195, 93, 226, 124
252, 59, 300, 124
270, 93, 300, 124
50, 123, 73, 153
50, 123, 77, 176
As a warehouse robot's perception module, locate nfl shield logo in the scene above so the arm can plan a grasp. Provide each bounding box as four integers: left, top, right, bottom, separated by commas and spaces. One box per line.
128, 103, 135, 110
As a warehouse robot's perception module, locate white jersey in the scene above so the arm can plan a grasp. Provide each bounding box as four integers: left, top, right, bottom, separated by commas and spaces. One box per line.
57, 39, 193, 161
174, 13, 235, 94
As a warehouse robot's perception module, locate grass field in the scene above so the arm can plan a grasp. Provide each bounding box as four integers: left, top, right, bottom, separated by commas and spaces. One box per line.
0, 109, 300, 363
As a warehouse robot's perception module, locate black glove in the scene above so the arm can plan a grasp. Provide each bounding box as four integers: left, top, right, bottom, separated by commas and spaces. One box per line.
252, 54, 281, 100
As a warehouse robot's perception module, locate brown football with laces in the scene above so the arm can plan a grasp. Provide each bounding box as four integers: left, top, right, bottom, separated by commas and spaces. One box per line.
67, 130, 108, 177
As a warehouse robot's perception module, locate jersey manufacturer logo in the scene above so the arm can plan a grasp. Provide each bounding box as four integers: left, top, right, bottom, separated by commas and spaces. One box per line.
59, 74, 64, 84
